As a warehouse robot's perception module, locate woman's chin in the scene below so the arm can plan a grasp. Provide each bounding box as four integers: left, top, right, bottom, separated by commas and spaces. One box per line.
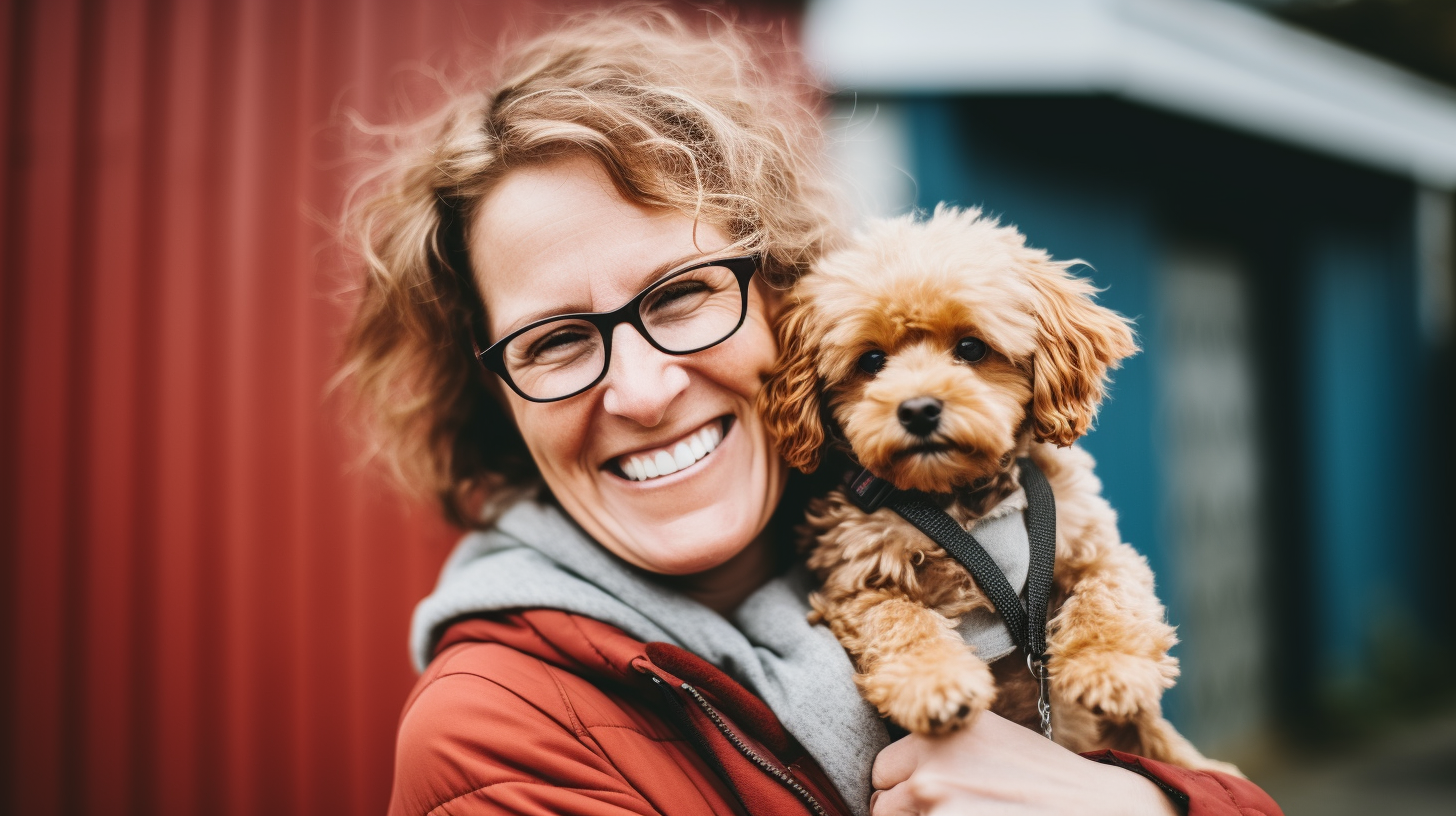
561, 472, 767, 575
622, 514, 758, 576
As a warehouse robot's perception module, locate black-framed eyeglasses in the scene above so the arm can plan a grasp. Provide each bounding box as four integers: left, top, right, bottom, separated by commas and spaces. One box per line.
478, 254, 760, 402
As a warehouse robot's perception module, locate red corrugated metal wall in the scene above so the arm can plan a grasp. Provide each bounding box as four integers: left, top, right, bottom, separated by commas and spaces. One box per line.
2, 1, 806, 812
1, 1, 540, 813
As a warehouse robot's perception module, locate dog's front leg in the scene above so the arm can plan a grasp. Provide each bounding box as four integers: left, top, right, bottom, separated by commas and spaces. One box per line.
1045, 541, 1179, 724
815, 587, 996, 734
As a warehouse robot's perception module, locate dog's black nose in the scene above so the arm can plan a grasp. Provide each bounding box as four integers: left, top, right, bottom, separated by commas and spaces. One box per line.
898, 397, 943, 437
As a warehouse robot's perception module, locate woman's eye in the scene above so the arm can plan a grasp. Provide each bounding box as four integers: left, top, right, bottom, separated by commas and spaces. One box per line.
529, 329, 593, 360
858, 350, 887, 374
645, 280, 711, 316
955, 337, 988, 363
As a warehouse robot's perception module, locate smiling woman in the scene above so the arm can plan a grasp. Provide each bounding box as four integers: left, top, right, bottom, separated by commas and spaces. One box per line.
338, 11, 871, 814
468, 157, 786, 579
338, 7, 1279, 816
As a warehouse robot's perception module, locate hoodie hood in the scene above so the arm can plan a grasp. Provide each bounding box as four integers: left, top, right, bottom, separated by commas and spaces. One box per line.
410, 495, 1030, 816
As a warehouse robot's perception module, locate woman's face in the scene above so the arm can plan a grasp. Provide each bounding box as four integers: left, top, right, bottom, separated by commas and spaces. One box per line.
470, 156, 787, 575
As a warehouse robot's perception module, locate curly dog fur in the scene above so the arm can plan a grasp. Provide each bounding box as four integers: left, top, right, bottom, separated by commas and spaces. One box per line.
759, 206, 1237, 773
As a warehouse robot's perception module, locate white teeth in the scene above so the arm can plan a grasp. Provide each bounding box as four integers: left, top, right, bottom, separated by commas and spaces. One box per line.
618, 422, 726, 482
673, 443, 695, 469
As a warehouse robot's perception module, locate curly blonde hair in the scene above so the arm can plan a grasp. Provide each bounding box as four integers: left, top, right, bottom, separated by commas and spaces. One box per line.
339, 6, 840, 527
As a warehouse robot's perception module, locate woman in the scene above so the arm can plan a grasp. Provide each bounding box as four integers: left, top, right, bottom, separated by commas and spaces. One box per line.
342, 9, 1280, 816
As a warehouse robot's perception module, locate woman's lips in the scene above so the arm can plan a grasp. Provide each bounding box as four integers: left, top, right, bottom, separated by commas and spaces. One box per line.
613, 418, 729, 482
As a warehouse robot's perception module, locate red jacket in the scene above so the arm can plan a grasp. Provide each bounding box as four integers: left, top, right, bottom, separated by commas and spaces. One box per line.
387, 609, 1281, 816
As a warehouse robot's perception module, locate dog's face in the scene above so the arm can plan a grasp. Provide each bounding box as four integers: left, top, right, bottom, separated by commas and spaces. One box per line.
760, 206, 1137, 492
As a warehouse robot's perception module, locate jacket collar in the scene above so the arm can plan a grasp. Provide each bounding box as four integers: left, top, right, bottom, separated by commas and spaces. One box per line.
435, 609, 794, 755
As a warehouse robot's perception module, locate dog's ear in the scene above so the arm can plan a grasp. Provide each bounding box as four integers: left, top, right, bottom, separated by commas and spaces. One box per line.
758, 295, 826, 473
1026, 262, 1138, 447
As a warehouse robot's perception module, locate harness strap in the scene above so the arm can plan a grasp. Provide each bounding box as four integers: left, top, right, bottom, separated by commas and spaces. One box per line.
845, 457, 1058, 738
1016, 457, 1057, 665
843, 458, 1057, 667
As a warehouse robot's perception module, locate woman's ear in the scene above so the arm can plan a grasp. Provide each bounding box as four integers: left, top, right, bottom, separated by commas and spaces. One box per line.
1026, 262, 1138, 447
757, 295, 826, 473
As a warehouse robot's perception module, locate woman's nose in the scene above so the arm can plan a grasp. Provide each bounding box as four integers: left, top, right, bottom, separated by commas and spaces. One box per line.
600, 322, 690, 426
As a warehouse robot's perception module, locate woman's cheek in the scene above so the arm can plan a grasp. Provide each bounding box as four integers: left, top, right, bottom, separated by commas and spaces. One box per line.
508, 398, 583, 481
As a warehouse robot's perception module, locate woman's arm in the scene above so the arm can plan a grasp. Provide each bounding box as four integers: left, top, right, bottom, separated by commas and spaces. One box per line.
869, 712, 1282, 816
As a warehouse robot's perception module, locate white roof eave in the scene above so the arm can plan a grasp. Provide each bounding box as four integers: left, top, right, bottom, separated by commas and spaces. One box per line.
804, 0, 1456, 189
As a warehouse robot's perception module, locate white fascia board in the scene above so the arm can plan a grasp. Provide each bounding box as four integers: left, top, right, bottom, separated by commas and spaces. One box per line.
805, 0, 1456, 188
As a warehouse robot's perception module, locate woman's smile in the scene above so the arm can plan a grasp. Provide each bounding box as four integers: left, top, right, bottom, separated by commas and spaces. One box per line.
609, 416, 732, 482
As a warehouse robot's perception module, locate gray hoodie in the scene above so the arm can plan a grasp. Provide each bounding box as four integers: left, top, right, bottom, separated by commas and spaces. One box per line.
409, 492, 1030, 816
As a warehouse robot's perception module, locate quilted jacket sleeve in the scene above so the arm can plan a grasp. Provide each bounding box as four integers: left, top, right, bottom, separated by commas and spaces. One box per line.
1085, 750, 1284, 816
387, 647, 664, 816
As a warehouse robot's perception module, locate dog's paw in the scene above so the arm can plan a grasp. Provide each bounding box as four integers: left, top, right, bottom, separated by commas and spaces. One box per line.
1052, 650, 1177, 722
859, 645, 996, 735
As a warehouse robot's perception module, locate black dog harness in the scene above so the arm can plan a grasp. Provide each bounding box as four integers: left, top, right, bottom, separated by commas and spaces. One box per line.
843, 458, 1058, 739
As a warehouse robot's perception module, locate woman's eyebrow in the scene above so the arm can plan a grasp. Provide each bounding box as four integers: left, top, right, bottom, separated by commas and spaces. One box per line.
496, 250, 720, 338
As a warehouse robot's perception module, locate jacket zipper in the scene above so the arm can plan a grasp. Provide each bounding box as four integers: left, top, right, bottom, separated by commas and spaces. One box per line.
648, 675, 745, 810
678, 682, 830, 816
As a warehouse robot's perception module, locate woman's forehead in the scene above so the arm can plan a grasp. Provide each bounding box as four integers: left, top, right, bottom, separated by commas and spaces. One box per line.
470, 157, 730, 340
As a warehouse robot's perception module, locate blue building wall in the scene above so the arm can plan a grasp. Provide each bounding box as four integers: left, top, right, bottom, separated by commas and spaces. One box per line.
1304, 227, 1422, 689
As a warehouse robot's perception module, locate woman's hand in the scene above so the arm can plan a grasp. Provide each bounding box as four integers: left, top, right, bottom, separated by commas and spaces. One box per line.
870, 712, 1181, 816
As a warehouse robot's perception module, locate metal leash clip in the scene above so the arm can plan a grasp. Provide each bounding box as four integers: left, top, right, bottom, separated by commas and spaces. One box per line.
1027, 652, 1052, 741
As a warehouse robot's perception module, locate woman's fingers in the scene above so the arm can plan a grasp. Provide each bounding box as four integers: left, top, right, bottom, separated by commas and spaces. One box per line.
868, 712, 1183, 816
869, 782, 921, 816
870, 733, 922, 792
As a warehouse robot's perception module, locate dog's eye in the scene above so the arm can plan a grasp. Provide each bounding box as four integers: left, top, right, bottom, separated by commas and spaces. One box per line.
857, 350, 887, 374
955, 337, 988, 363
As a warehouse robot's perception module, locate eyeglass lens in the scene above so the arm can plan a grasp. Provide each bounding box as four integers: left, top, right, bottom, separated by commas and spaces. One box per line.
501, 261, 745, 400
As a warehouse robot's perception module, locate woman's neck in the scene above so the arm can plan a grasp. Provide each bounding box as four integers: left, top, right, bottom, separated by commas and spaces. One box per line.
657, 529, 778, 617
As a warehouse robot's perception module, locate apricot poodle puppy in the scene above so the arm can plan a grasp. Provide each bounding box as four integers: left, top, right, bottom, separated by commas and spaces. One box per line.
759, 206, 1235, 772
